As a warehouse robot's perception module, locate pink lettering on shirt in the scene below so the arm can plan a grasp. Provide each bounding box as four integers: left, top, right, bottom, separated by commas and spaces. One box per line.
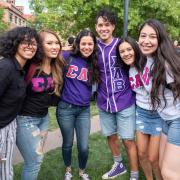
129, 74, 143, 90
77, 68, 88, 81
141, 67, 151, 85
32, 78, 44, 92
66, 65, 78, 78
31, 77, 54, 92
46, 77, 54, 89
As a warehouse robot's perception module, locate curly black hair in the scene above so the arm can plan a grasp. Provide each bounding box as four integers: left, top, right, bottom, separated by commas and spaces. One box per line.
0, 26, 42, 63
96, 8, 117, 25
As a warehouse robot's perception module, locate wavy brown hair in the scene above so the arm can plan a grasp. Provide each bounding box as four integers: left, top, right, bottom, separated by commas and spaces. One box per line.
38, 29, 65, 96
139, 19, 180, 110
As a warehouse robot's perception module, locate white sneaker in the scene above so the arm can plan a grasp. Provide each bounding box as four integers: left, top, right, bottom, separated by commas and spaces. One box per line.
80, 173, 90, 180
130, 178, 138, 180
64, 172, 72, 180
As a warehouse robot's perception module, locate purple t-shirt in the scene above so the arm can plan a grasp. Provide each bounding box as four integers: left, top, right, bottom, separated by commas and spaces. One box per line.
97, 38, 135, 113
61, 51, 92, 106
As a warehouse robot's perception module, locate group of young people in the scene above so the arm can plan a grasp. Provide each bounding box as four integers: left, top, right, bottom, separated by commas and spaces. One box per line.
0, 7, 179, 180
0, 27, 65, 180
117, 20, 180, 180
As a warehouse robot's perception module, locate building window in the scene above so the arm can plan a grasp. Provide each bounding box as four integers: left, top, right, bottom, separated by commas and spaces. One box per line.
7, 0, 14, 4
19, 18, 21, 25
15, 16, 17, 24
9, 13, 13, 22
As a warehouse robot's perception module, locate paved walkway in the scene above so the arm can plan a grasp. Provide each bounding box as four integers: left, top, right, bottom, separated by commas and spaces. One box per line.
13, 115, 100, 165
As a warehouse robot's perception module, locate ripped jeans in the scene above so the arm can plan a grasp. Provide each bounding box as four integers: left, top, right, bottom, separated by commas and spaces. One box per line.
16, 114, 49, 180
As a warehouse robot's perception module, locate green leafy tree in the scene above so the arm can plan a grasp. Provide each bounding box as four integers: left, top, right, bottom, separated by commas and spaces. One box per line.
29, 0, 180, 40
129, 0, 180, 39
0, 8, 8, 34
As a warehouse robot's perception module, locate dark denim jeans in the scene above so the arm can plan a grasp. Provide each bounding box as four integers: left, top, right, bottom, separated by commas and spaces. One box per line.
56, 100, 90, 170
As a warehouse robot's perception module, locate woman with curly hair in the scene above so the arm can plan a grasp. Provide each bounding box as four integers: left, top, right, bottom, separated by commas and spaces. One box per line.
16, 29, 65, 180
0, 26, 40, 180
56, 29, 100, 180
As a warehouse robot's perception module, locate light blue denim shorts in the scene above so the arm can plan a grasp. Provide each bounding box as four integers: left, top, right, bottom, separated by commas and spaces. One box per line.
162, 118, 180, 146
136, 106, 163, 136
99, 104, 136, 140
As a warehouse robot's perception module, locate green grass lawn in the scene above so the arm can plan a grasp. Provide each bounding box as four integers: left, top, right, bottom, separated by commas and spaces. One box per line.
14, 132, 145, 180
48, 106, 58, 131
14, 101, 145, 179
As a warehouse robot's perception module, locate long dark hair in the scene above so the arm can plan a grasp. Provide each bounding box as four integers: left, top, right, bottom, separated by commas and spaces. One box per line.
116, 36, 145, 72
139, 19, 180, 110
71, 29, 100, 84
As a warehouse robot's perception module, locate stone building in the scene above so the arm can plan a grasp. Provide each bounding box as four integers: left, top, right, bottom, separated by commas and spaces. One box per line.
0, 0, 27, 28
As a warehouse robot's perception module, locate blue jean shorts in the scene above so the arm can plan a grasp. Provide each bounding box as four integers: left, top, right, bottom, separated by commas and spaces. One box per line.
136, 106, 163, 136
162, 118, 180, 146
99, 104, 136, 140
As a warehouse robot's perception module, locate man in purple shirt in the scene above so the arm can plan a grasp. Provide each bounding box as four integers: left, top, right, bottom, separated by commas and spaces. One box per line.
95, 8, 139, 180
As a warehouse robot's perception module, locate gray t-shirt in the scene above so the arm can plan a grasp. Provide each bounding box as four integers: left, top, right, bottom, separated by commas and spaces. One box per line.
129, 57, 180, 120
157, 63, 180, 120
129, 57, 153, 110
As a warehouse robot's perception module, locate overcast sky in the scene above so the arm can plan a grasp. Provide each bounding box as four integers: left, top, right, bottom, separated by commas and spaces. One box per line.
15, 0, 31, 14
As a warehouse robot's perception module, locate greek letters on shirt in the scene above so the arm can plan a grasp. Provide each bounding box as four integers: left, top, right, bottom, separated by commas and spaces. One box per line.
66, 65, 88, 82
129, 73, 143, 89
111, 56, 125, 92
129, 66, 151, 90
31, 76, 54, 92
141, 67, 151, 85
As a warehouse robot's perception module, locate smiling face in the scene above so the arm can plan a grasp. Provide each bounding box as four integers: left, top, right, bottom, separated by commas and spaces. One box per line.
15, 38, 37, 66
138, 24, 158, 56
95, 17, 115, 44
79, 35, 95, 58
42, 32, 61, 59
119, 41, 135, 66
